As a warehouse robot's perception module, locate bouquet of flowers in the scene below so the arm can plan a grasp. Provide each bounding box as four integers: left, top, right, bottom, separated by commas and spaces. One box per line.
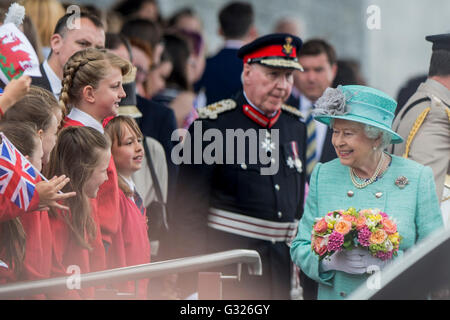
311, 207, 401, 261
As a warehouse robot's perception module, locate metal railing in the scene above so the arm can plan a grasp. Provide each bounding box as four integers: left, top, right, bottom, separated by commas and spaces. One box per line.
0, 249, 262, 299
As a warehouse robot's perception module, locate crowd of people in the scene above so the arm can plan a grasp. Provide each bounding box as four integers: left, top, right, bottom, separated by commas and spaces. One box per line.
0, 0, 448, 300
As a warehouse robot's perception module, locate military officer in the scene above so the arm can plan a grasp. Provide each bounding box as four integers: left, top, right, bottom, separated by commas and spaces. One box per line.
391, 33, 450, 224
172, 34, 307, 299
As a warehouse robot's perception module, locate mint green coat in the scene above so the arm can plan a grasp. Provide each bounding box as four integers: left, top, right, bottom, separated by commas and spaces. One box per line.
290, 155, 443, 300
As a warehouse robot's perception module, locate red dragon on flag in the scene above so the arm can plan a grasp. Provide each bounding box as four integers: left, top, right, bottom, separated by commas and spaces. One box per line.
0, 34, 32, 80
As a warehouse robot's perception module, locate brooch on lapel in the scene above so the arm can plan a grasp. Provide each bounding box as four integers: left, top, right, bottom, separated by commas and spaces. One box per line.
395, 176, 409, 189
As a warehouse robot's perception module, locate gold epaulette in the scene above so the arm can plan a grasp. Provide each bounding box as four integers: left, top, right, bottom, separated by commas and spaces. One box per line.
403, 95, 450, 158
281, 104, 304, 119
197, 99, 237, 119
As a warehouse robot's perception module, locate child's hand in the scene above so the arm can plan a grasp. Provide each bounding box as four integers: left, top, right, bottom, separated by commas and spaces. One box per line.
0, 75, 31, 114
36, 175, 77, 211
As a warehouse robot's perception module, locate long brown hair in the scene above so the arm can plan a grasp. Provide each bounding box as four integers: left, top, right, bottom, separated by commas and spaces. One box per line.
28, 86, 64, 129
3, 87, 55, 132
47, 126, 111, 249
59, 48, 132, 118
0, 121, 40, 273
104, 116, 143, 197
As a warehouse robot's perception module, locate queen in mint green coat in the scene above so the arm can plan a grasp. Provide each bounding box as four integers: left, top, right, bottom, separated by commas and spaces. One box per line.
290, 85, 443, 300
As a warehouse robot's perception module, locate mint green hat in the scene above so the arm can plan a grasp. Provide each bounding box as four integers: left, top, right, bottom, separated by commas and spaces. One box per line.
313, 85, 404, 144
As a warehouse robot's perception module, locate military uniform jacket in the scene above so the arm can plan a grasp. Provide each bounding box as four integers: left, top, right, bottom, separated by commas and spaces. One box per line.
391, 78, 450, 202
173, 92, 307, 299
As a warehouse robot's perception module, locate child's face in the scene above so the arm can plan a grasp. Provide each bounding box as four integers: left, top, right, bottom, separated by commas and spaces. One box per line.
92, 66, 126, 120
111, 124, 144, 179
84, 148, 111, 199
28, 136, 44, 172
41, 114, 59, 166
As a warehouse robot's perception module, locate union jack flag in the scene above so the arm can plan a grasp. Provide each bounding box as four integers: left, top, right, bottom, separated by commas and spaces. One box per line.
0, 133, 37, 210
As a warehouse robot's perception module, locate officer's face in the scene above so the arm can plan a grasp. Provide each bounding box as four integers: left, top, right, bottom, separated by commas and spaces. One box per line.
297, 53, 337, 102
243, 63, 294, 115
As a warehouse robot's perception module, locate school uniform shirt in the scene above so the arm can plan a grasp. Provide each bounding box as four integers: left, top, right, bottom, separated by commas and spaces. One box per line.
64, 108, 120, 248
107, 178, 150, 299
48, 207, 105, 300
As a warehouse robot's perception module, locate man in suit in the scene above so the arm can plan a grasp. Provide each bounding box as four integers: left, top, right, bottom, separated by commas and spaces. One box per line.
194, 1, 257, 105
295, 39, 338, 170
391, 33, 450, 223
31, 11, 105, 99
174, 34, 307, 300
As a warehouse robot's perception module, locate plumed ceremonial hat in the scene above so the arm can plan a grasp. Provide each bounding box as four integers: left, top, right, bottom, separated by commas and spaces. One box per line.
237, 33, 303, 70
313, 85, 404, 144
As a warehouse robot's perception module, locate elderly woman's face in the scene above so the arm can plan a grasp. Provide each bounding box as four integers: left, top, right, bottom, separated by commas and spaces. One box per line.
331, 119, 378, 169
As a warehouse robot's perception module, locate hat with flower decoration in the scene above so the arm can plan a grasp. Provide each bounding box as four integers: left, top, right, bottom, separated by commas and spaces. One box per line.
313, 85, 404, 144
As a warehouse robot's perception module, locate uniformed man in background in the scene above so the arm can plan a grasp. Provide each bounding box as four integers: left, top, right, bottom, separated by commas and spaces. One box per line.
172, 33, 307, 299
391, 33, 450, 225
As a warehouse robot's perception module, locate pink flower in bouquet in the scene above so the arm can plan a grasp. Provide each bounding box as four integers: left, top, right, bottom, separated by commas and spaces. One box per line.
356, 215, 367, 230
313, 218, 328, 234
376, 250, 393, 261
334, 220, 352, 235
382, 218, 397, 234
327, 231, 344, 252
380, 212, 388, 218
370, 229, 388, 244
357, 226, 371, 247
313, 237, 327, 256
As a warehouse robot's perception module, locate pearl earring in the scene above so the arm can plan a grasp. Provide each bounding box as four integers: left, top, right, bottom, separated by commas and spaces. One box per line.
373, 146, 377, 151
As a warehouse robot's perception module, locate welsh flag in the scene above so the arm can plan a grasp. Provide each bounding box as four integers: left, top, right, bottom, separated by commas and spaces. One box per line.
0, 23, 41, 84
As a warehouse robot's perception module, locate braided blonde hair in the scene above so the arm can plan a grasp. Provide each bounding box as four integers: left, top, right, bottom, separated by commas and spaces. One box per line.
59, 48, 132, 118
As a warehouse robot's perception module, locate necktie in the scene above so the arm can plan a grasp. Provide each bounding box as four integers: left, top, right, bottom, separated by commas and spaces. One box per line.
133, 189, 145, 215
305, 109, 317, 176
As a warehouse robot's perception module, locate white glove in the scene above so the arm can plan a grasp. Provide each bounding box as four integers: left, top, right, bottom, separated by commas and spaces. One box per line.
355, 248, 389, 273
320, 249, 367, 274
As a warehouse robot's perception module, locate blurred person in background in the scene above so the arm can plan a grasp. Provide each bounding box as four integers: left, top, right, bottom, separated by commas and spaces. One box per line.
121, 18, 164, 77
296, 39, 339, 171
332, 59, 366, 87
152, 32, 198, 130
273, 16, 302, 37
167, 7, 206, 104
22, 0, 65, 59
114, 0, 163, 25
129, 38, 152, 98
195, 1, 258, 106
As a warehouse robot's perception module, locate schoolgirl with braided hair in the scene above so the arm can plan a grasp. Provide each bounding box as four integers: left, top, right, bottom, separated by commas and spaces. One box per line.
59, 47, 132, 256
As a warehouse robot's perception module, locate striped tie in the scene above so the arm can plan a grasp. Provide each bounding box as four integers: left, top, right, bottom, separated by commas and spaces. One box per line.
133, 189, 145, 215
305, 109, 317, 176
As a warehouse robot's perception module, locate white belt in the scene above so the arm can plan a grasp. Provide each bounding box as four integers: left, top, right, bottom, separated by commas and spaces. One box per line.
207, 207, 298, 243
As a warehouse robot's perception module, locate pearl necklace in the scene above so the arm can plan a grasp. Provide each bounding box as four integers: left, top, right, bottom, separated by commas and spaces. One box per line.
350, 152, 386, 189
